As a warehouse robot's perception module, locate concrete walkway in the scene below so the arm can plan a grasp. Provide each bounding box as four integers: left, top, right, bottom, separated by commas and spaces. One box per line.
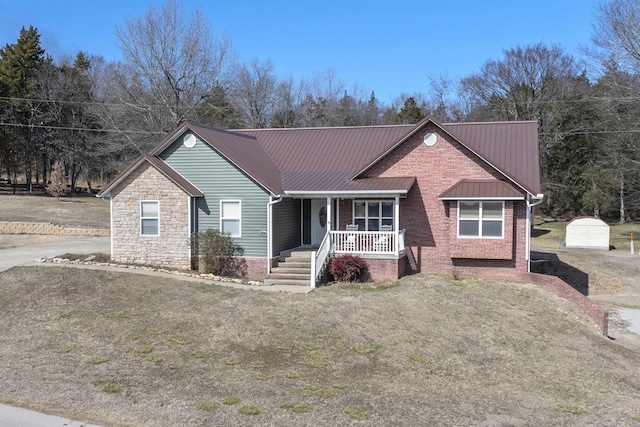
0, 403, 102, 427
0, 234, 110, 273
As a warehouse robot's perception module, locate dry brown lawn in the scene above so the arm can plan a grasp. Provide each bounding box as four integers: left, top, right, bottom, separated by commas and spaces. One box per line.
0, 194, 109, 229
1, 267, 639, 426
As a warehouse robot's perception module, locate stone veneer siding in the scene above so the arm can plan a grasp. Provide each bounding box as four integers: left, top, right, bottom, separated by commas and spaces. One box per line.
361, 122, 529, 279
110, 163, 191, 269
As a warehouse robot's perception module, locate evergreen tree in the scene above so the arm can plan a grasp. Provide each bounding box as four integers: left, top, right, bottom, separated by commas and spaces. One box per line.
0, 25, 45, 192
397, 97, 426, 124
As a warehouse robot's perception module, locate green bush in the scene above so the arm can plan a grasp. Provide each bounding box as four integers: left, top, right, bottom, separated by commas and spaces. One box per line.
330, 255, 367, 282
190, 229, 244, 276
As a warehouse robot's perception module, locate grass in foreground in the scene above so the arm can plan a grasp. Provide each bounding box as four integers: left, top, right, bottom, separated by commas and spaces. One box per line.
0, 267, 638, 426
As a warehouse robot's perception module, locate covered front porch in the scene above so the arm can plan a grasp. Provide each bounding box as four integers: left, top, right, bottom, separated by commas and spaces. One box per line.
297, 195, 409, 287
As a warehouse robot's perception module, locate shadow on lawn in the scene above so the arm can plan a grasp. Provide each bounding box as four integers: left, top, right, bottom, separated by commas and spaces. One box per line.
531, 251, 590, 296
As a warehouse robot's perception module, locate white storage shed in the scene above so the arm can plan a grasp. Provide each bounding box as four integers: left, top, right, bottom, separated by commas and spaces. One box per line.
565, 217, 610, 250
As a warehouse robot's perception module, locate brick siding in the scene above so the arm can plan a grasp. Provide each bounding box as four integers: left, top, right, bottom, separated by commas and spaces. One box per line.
361, 122, 529, 278
362, 255, 406, 282
110, 163, 191, 269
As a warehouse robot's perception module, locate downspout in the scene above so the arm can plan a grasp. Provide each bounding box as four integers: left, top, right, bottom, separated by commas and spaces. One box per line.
526, 193, 545, 272
98, 194, 113, 259
187, 196, 192, 265
267, 195, 284, 275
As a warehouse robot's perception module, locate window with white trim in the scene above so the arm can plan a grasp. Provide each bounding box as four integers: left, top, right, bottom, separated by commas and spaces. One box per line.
140, 200, 159, 236
220, 200, 241, 237
458, 201, 504, 238
353, 200, 394, 231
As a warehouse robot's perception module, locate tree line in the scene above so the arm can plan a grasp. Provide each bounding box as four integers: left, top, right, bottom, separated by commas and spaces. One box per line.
1, 0, 640, 223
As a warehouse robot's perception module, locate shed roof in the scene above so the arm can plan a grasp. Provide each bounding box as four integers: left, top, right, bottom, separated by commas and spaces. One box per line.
438, 179, 525, 200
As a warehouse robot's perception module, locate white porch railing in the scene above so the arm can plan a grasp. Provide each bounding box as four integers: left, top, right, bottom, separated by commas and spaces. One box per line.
331, 229, 406, 255
311, 230, 332, 288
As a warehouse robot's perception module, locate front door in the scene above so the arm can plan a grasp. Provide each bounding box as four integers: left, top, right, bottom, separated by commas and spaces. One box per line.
311, 199, 327, 245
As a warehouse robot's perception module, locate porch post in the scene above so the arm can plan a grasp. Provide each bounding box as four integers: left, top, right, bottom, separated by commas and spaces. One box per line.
326, 197, 332, 231
395, 195, 400, 255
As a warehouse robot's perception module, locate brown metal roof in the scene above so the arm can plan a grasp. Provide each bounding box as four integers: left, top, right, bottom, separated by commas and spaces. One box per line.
98, 154, 203, 198
438, 179, 525, 200
237, 125, 413, 192
352, 117, 540, 196
152, 121, 284, 195
444, 120, 540, 195
136, 118, 540, 197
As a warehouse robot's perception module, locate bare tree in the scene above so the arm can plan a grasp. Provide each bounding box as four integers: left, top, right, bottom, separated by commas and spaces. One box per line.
592, 0, 640, 73
110, 0, 234, 148
230, 59, 277, 128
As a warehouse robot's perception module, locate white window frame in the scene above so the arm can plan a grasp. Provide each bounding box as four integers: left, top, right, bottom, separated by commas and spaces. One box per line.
140, 200, 159, 236
352, 200, 394, 231
220, 199, 242, 238
457, 200, 504, 239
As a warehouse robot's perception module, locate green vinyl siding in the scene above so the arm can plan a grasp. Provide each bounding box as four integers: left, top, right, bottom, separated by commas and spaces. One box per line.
272, 198, 301, 256
160, 132, 270, 257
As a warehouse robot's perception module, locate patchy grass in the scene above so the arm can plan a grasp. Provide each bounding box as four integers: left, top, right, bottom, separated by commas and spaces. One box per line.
100, 384, 122, 394
238, 405, 260, 415
553, 404, 586, 415
196, 401, 218, 411
298, 350, 329, 368
89, 357, 109, 365
294, 384, 335, 398
351, 343, 377, 355
409, 351, 426, 363
222, 396, 241, 405
345, 405, 369, 420
192, 351, 211, 359
0, 267, 639, 426
254, 372, 273, 381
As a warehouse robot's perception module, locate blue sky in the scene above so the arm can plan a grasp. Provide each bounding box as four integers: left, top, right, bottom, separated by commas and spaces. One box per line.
1, 0, 600, 103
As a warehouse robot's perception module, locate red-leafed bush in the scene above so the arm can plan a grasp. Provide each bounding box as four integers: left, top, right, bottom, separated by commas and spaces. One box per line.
330, 255, 367, 282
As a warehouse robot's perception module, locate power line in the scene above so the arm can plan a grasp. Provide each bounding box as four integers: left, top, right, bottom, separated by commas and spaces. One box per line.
0, 122, 163, 135
4, 120, 640, 138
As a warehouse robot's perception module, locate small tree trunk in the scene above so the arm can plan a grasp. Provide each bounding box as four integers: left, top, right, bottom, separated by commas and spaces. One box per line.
619, 177, 626, 224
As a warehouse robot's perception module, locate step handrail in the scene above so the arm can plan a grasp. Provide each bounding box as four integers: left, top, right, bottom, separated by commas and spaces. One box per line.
311, 231, 331, 288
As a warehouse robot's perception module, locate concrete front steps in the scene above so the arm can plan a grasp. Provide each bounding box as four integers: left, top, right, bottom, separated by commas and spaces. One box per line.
265, 249, 313, 287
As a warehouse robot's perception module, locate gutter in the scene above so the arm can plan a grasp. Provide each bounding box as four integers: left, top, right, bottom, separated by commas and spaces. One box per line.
526, 193, 545, 271
266, 195, 284, 274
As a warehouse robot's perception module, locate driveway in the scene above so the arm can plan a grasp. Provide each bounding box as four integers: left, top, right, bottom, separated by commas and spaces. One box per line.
0, 234, 109, 427
0, 234, 110, 272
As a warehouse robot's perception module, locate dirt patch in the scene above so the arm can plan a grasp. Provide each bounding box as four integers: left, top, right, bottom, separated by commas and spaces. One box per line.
0, 267, 639, 426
